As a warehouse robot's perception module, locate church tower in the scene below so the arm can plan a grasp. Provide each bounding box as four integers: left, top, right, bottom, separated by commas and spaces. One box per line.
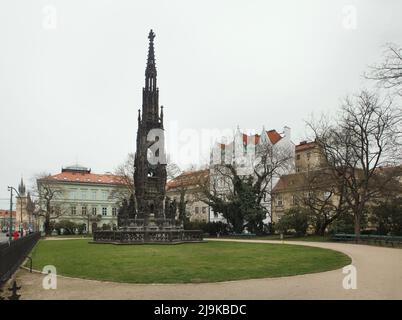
134, 30, 167, 220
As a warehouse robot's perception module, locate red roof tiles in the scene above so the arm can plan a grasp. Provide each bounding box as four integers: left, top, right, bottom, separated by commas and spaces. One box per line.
0, 210, 16, 218
167, 170, 209, 190
40, 172, 127, 186
267, 130, 282, 144
296, 141, 316, 152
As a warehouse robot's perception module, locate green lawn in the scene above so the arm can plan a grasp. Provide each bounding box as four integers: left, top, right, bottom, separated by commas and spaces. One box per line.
29, 240, 350, 283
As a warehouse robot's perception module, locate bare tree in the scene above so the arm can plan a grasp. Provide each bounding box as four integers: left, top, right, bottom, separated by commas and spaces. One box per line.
366, 43, 402, 96
308, 90, 402, 237
296, 169, 348, 235
253, 140, 295, 223
32, 173, 69, 236
111, 153, 135, 203
166, 162, 182, 180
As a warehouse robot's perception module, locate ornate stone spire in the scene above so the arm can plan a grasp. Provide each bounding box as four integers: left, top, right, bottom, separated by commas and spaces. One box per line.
141, 29, 159, 123
134, 29, 167, 221
160, 105, 164, 127
145, 29, 157, 87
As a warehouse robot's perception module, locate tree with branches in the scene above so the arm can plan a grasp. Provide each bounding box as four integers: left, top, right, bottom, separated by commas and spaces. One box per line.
111, 153, 135, 203
201, 139, 294, 234
366, 43, 402, 96
32, 173, 69, 236
308, 90, 402, 238
296, 169, 348, 236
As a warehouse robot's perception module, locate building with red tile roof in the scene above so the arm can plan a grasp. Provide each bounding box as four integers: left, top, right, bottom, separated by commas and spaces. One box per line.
36, 165, 129, 233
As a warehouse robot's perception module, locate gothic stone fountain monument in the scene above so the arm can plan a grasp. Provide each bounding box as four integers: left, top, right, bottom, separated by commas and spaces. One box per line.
93, 30, 203, 244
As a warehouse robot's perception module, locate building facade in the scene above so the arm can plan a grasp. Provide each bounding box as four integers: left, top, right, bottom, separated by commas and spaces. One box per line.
0, 210, 16, 232
166, 170, 210, 222
272, 141, 336, 223
295, 140, 326, 172
37, 165, 128, 233
209, 126, 295, 224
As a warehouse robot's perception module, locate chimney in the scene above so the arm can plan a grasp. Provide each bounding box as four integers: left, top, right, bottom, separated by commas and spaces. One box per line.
283, 126, 291, 140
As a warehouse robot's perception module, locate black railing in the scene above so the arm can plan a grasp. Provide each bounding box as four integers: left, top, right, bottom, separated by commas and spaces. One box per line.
0, 232, 41, 284
94, 230, 203, 244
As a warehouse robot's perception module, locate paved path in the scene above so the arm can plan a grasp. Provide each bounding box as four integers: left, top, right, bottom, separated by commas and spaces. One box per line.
14, 239, 402, 300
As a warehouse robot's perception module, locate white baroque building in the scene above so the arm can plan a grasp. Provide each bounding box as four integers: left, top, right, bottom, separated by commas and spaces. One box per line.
36, 165, 129, 233
209, 126, 295, 225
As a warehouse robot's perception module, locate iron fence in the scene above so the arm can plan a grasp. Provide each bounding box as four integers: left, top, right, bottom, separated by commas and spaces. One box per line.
94, 230, 203, 244
0, 232, 41, 284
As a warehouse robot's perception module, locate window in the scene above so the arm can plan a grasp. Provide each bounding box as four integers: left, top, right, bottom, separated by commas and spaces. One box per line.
307, 152, 311, 159
292, 195, 299, 206
92, 191, 97, 200
102, 207, 107, 216
102, 191, 108, 201
81, 206, 87, 215
202, 207, 207, 214
195, 207, 199, 214
112, 208, 117, 216
71, 207, 76, 215
82, 190, 87, 200
276, 196, 283, 207
92, 207, 97, 216
296, 154, 301, 160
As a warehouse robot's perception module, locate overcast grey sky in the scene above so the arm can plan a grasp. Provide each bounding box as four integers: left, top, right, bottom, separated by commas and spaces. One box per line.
1, 0, 401, 208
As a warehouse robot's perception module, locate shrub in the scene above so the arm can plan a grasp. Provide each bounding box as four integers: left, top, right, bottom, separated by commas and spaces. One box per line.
77, 224, 86, 235
370, 200, 402, 236
183, 221, 229, 236
275, 207, 309, 236
102, 223, 112, 231
328, 212, 368, 235
54, 220, 79, 235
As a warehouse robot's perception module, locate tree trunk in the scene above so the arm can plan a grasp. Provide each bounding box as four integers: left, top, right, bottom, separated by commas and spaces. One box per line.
44, 210, 52, 236
354, 214, 361, 240
315, 225, 326, 236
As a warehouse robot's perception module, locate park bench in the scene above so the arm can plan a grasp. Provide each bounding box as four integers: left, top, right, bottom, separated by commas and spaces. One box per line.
228, 233, 257, 239
332, 233, 402, 247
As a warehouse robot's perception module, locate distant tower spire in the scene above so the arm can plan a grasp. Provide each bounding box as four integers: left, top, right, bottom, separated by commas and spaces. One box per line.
18, 177, 26, 196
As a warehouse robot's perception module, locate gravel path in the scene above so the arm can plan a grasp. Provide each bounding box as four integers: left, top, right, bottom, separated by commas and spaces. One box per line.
14, 239, 402, 300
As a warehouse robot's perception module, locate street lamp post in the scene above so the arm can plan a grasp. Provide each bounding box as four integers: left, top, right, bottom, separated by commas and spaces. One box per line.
7, 186, 21, 241
8, 187, 14, 241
